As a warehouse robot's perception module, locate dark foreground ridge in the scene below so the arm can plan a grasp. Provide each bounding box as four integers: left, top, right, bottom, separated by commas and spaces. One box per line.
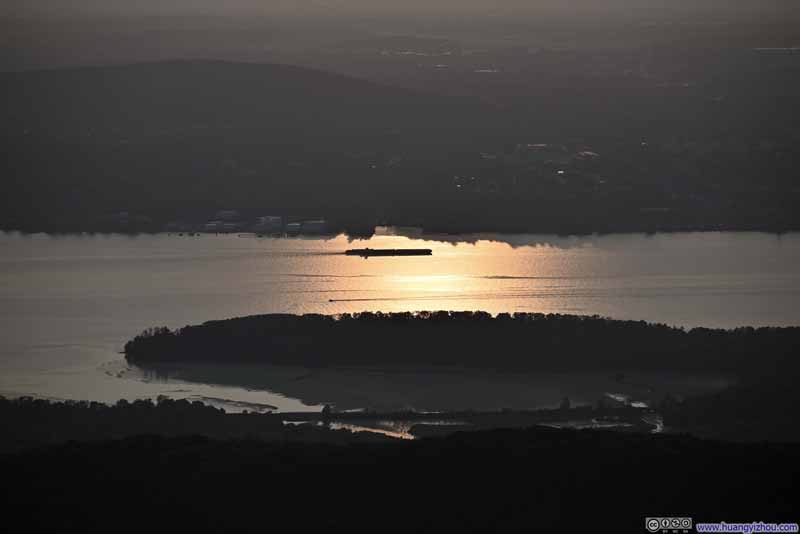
2, 425, 797, 533
125, 311, 800, 379
0, 396, 660, 452
0, 396, 391, 454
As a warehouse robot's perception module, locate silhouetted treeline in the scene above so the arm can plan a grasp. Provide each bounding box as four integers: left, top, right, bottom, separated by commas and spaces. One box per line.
0, 396, 387, 453
124, 312, 800, 379
3, 427, 797, 533
664, 378, 800, 443
1, 395, 664, 452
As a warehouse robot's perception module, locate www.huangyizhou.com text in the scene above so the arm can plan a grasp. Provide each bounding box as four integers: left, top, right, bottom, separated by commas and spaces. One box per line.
695, 522, 799, 533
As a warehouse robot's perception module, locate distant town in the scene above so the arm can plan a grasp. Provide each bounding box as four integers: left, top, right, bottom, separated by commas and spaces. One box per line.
82, 136, 798, 237
105, 210, 335, 237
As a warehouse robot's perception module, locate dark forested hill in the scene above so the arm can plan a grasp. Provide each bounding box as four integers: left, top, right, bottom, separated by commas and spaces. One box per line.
0, 61, 499, 231
1, 60, 490, 141
3, 58, 799, 234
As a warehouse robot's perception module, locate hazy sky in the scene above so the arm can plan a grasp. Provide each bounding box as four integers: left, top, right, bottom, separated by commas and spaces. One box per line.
2, 0, 794, 71
3, 0, 795, 18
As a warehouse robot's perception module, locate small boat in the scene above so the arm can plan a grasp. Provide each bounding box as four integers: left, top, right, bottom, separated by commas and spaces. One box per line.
345, 248, 432, 257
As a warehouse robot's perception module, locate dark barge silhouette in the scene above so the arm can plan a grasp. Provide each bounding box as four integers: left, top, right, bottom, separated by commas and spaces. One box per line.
345, 248, 432, 257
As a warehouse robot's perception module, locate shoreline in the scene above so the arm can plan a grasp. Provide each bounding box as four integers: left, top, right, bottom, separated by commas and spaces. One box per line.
3, 225, 800, 241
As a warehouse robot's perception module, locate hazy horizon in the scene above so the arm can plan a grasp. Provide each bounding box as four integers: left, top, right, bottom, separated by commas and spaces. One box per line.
4, 0, 798, 19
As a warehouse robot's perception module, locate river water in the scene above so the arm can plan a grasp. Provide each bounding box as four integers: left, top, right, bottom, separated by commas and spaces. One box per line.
0, 229, 797, 411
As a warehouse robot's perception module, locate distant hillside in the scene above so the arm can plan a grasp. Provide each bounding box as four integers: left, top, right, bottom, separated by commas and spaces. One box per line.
1, 60, 491, 142
0, 60, 500, 231
2, 59, 798, 234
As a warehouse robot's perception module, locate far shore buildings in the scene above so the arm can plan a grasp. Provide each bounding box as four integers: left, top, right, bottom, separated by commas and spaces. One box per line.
253, 216, 283, 233
199, 211, 329, 235
300, 219, 329, 234
284, 219, 330, 235
214, 210, 240, 222
203, 220, 223, 232
203, 219, 243, 233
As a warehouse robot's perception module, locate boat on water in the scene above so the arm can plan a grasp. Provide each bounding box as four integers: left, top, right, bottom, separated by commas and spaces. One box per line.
345, 248, 432, 257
